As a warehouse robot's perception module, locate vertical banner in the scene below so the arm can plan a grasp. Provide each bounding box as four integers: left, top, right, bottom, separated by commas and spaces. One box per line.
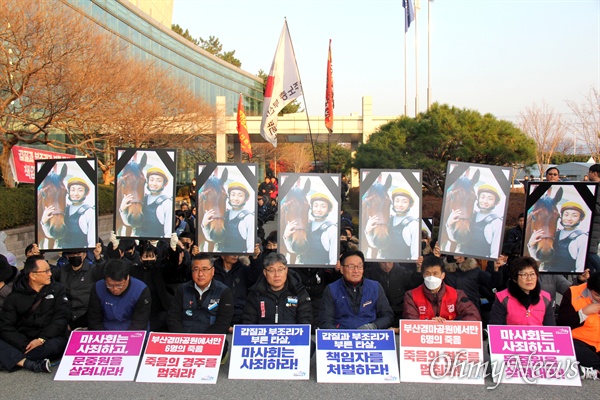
523, 182, 596, 273
359, 169, 422, 262
114, 148, 176, 239
278, 173, 341, 267
228, 325, 311, 380
399, 320, 484, 384
324, 39, 334, 133
438, 162, 511, 260
316, 329, 399, 383
54, 331, 146, 381
195, 163, 258, 254
136, 333, 225, 384
35, 158, 98, 251
237, 93, 252, 158
488, 325, 581, 386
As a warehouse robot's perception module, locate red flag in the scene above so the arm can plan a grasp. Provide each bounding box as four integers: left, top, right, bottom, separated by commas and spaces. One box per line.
325, 39, 334, 134
260, 21, 303, 147
237, 93, 252, 158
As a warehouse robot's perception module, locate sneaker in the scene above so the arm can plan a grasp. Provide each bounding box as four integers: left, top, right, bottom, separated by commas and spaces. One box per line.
580, 366, 600, 380
31, 359, 52, 373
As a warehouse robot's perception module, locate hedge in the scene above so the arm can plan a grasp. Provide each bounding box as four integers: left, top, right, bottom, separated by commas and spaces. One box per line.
0, 184, 114, 230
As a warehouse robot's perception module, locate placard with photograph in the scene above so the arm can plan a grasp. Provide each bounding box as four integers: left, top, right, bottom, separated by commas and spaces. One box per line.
195, 163, 258, 254
438, 162, 511, 260
114, 148, 176, 239
523, 182, 597, 273
35, 158, 97, 251
359, 169, 422, 262
278, 173, 341, 267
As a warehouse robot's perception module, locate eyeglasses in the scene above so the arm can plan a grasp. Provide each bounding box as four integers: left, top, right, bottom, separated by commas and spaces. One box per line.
191, 267, 214, 275
32, 269, 52, 275
265, 267, 287, 275
518, 273, 537, 279
343, 264, 364, 271
106, 282, 127, 290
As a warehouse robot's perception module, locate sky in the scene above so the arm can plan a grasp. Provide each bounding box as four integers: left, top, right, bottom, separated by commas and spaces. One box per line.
172, 0, 599, 124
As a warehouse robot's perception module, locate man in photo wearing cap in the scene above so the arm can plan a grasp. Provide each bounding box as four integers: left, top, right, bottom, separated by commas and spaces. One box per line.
284, 192, 338, 265
529, 201, 588, 272
365, 187, 419, 260
41, 176, 95, 248
447, 183, 503, 258
121, 166, 172, 238
216, 182, 254, 253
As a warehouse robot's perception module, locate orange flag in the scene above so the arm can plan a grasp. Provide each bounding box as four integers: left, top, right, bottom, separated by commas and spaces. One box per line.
325, 39, 334, 133
237, 93, 252, 158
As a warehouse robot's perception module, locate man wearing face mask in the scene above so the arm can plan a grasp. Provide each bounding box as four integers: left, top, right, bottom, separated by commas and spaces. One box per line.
51, 245, 104, 330
403, 256, 480, 322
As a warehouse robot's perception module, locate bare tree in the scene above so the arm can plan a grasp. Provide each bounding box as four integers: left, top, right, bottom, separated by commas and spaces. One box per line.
518, 102, 565, 178
567, 87, 600, 160
1, 0, 215, 186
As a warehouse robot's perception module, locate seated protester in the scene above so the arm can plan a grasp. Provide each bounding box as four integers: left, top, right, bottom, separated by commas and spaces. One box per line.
557, 271, 600, 380
364, 261, 423, 332
444, 256, 493, 315
213, 252, 263, 330
0, 255, 70, 373
0, 254, 20, 311
87, 259, 151, 330
51, 247, 105, 330
319, 250, 393, 330
167, 253, 233, 334
130, 243, 173, 332
489, 256, 555, 326
243, 253, 312, 325
404, 256, 481, 322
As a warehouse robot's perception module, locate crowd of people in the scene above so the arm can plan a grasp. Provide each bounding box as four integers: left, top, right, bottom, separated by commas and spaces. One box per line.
1, 168, 600, 382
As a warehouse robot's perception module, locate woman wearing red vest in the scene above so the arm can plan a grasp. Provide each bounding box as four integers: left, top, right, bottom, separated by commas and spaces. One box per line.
558, 271, 600, 380
489, 256, 555, 326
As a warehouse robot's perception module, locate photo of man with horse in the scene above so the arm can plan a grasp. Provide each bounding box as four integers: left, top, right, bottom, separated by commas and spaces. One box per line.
525, 183, 595, 273
439, 162, 511, 260
115, 150, 175, 239
361, 170, 421, 262
37, 159, 97, 250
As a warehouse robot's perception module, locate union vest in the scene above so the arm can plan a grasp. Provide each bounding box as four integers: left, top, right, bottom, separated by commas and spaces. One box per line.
411, 285, 458, 320
330, 278, 379, 329
496, 288, 551, 325
95, 277, 147, 330
570, 283, 600, 351
180, 280, 228, 333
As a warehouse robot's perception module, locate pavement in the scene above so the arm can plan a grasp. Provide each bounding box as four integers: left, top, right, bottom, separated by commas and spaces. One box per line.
2, 341, 597, 400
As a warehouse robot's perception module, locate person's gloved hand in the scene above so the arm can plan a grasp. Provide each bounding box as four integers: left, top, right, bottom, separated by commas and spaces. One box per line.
170, 233, 179, 251
110, 231, 119, 249
357, 323, 377, 330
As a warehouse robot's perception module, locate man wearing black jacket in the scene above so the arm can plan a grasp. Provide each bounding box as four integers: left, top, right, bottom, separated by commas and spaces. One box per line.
0, 255, 70, 373
243, 253, 312, 325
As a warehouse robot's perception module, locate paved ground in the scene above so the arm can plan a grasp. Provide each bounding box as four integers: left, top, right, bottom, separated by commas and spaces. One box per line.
2, 344, 596, 400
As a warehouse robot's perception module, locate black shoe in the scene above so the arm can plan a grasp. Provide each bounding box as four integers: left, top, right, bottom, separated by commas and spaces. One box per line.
25, 359, 51, 373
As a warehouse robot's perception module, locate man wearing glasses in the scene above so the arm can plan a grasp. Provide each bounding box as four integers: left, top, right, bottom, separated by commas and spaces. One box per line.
319, 250, 393, 329
0, 255, 70, 373
87, 259, 151, 330
167, 253, 233, 334
243, 253, 312, 325
545, 167, 561, 182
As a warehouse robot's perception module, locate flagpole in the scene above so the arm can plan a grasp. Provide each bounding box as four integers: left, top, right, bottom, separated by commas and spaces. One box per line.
427, 0, 432, 110
285, 20, 318, 169
404, 6, 408, 117
415, 3, 419, 117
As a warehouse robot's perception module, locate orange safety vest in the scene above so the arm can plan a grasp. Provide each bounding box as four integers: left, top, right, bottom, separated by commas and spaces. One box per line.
411, 285, 458, 320
570, 283, 600, 352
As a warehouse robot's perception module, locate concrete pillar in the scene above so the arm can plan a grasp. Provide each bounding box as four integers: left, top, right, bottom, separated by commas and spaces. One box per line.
215, 96, 227, 162
362, 96, 373, 144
